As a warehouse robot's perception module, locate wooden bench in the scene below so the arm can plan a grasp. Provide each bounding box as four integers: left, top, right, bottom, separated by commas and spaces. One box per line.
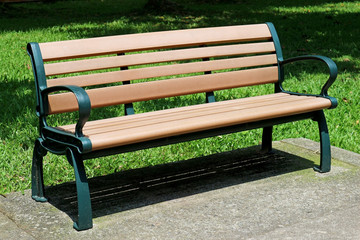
27, 22, 338, 230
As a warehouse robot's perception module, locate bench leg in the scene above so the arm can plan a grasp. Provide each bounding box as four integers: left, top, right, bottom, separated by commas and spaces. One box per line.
66, 148, 93, 231
261, 126, 273, 153
32, 138, 47, 202
313, 111, 331, 173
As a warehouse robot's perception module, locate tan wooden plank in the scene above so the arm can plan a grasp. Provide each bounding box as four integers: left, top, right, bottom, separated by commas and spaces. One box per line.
47, 66, 279, 114
58, 93, 290, 132
39, 24, 272, 61
86, 96, 329, 136
44, 42, 275, 76
60, 94, 308, 135
85, 96, 332, 150
46, 54, 277, 87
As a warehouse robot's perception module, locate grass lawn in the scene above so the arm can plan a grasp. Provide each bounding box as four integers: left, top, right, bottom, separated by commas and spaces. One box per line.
0, 0, 359, 194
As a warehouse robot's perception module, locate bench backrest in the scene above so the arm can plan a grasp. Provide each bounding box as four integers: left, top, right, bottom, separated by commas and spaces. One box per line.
27, 23, 283, 115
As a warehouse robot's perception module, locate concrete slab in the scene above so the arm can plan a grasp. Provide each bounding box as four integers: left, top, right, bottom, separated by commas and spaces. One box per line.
0, 208, 35, 240
0, 139, 359, 239
282, 138, 360, 167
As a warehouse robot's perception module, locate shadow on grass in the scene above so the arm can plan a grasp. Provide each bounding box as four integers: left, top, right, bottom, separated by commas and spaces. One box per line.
0, 79, 37, 145
44, 145, 314, 223
1, 0, 359, 63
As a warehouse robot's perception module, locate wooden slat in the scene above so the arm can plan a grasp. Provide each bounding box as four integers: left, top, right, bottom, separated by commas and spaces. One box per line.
58, 93, 292, 134
86, 96, 329, 136
59, 93, 290, 132
39, 24, 272, 61
56, 93, 331, 150
47, 54, 277, 87
44, 42, 276, 76
87, 96, 331, 150
47, 66, 279, 114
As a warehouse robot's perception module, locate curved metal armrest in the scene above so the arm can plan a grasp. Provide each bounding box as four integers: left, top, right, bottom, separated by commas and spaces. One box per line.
41, 85, 91, 137
280, 55, 338, 97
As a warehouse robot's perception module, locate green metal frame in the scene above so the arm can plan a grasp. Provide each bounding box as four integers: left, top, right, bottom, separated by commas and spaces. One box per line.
27, 23, 338, 230
202, 54, 216, 103
118, 53, 135, 115
265, 22, 337, 173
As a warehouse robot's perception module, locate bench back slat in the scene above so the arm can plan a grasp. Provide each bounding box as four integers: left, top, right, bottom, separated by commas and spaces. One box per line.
44, 42, 275, 76
47, 66, 278, 114
31, 23, 282, 115
39, 24, 272, 61
47, 54, 277, 87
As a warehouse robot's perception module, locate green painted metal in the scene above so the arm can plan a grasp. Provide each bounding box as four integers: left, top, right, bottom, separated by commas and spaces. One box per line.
27, 43, 47, 120
27, 23, 338, 231
125, 102, 135, 115
265, 22, 284, 93
118, 53, 135, 115
28, 42, 93, 230
279, 55, 338, 109
206, 91, 216, 103
41, 126, 92, 154
203, 56, 216, 103
31, 138, 47, 202
265, 22, 284, 62
261, 126, 273, 153
313, 110, 331, 173
41, 85, 92, 137
265, 22, 337, 160
66, 148, 93, 230
265, 23, 338, 109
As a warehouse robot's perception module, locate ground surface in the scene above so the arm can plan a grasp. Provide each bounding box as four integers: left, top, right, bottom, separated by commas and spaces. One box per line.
0, 138, 359, 239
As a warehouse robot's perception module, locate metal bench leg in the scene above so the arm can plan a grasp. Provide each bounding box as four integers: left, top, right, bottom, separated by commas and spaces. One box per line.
32, 138, 47, 202
261, 126, 273, 153
313, 111, 331, 173
66, 148, 93, 231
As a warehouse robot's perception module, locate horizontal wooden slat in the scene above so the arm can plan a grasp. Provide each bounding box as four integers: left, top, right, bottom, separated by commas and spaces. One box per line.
47, 54, 277, 87
39, 24, 272, 61
88, 96, 327, 136
44, 42, 276, 76
47, 66, 279, 114
89, 96, 331, 150
58, 93, 291, 133
56, 93, 332, 150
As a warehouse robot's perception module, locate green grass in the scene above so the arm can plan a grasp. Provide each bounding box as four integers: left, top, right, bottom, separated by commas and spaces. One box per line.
0, 0, 359, 194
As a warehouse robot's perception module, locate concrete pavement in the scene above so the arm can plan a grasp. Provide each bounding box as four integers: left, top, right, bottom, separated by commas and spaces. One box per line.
1, 138, 359, 239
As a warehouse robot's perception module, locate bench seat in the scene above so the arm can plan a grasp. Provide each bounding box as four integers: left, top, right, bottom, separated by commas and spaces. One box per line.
57, 93, 332, 151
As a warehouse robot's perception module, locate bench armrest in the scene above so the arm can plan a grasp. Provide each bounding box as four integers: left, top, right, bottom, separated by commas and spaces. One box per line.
41, 85, 91, 137
279, 55, 338, 108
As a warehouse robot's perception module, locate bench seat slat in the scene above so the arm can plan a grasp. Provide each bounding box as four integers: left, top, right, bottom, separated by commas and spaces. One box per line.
59, 93, 292, 134
46, 54, 277, 88
47, 66, 279, 114
39, 24, 272, 61
44, 42, 276, 76
56, 93, 332, 151
61, 93, 291, 132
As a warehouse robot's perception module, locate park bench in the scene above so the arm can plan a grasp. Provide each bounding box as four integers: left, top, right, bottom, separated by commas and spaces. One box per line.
27, 22, 338, 230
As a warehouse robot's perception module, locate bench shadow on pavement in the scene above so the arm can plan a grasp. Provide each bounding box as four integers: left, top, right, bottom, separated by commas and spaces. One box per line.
45, 146, 314, 222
